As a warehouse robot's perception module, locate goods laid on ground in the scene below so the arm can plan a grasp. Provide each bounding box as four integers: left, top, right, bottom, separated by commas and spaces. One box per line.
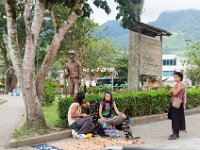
52, 137, 144, 150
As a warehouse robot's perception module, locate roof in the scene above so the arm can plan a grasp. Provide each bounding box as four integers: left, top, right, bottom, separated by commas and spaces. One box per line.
130, 22, 172, 37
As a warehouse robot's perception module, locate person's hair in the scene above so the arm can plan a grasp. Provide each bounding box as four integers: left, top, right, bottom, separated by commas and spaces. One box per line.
174, 72, 183, 81
103, 91, 113, 107
74, 92, 85, 105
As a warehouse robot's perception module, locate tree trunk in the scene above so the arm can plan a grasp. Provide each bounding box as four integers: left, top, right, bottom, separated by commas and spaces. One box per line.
7, 70, 18, 92
3, 0, 46, 129
63, 66, 67, 96
0, 44, 9, 93
3, 0, 83, 129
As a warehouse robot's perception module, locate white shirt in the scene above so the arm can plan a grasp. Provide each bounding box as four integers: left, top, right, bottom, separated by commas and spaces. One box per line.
68, 103, 81, 126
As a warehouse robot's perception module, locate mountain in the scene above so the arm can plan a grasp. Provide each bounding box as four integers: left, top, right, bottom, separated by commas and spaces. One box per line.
149, 9, 200, 54
96, 21, 129, 49
98, 9, 200, 54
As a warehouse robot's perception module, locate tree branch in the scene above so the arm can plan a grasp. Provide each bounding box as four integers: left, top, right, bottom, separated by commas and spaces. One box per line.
48, 1, 57, 32
31, 0, 45, 47
36, 1, 84, 100
2, 0, 23, 80
24, 0, 32, 42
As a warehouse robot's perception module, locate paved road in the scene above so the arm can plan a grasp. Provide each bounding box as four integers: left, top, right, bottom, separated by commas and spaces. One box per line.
131, 113, 200, 150
0, 95, 25, 149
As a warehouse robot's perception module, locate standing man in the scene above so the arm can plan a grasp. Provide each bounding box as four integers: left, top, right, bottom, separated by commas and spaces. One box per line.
64, 50, 82, 97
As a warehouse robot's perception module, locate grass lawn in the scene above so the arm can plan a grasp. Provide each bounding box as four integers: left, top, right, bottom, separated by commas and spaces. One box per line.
13, 101, 61, 139
43, 101, 60, 128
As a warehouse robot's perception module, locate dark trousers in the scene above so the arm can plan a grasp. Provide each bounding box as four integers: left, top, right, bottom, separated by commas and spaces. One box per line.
171, 103, 186, 134
69, 117, 95, 134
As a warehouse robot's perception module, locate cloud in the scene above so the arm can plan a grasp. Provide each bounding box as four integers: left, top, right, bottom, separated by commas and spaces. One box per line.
89, 0, 200, 24
89, 0, 118, 25
142, 0, 200, 23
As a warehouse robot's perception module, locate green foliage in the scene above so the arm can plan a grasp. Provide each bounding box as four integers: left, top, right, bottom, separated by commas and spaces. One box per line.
114, 54, 128, 80
83, 38, 120, 72
115, 0, 142, 28
58, 88, 200, 128
58, 96, 73, 128
186, 42, 200, 85
44, 79, 60, 106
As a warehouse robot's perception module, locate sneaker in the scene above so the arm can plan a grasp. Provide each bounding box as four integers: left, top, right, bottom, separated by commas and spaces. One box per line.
72, 130, 78, 139
168, 134, 179, 140
75, 134, 88, 139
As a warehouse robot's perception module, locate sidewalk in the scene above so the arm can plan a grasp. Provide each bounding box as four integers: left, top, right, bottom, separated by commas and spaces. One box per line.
0, 95, 25, 148
49, 113, 200, 150
133, 113, 200, 150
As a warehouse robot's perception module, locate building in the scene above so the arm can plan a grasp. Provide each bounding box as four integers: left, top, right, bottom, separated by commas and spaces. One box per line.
129, 22, 171, 91
162, 54, 192, 87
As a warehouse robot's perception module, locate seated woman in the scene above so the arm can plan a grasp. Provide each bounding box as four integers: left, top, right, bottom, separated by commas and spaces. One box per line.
98, 91, 126, 129
68, 92, 95, 139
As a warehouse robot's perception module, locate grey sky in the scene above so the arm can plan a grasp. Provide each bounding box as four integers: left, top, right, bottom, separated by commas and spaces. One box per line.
89, 0, 200, 24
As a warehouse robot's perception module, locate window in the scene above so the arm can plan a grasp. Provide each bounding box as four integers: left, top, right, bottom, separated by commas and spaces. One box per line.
163, 60, 167, 66
162, 71, 175, 77
166, 60, 170, 65
170, 59, 173, 66
163, 59, 177, 66
174, 59, 177, 65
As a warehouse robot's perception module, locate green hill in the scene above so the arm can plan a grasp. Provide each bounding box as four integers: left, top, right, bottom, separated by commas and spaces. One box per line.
99, 9, 200, 54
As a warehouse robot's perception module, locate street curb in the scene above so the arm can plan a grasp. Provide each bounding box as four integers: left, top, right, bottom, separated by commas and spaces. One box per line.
132, 107, 200, 125
7, 108, 200, 148
8, 130, 71, 148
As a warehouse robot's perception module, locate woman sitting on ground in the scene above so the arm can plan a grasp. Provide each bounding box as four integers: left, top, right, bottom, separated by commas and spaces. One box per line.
98, 91, 126, 129
68, 92, 95, 139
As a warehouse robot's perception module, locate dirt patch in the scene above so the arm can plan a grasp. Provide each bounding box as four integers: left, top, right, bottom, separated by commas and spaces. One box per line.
52, 137, 144, 150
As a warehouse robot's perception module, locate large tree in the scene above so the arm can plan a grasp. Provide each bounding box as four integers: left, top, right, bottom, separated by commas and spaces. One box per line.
2, 0, 141, 129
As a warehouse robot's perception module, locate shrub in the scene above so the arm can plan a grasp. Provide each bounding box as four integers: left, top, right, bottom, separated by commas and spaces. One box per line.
58, 88, 200, 128
44, 79, 60, 106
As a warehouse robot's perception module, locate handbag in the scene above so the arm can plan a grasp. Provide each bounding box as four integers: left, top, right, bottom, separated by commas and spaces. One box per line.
172, 97, 182, 109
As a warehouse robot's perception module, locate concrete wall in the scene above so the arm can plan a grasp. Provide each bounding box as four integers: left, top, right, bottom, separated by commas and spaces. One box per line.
139, 35, 162, 78
129, 31, 162, 79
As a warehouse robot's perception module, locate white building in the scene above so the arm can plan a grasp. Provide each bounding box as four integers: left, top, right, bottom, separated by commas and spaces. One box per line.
162, 54, 192, 87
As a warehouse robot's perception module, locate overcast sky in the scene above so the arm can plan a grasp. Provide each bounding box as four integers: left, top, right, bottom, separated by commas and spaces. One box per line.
89, 0, 200, 24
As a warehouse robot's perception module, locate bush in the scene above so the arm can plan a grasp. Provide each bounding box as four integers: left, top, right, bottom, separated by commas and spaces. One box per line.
58, 88, 200, 128
44, 79, 60, 106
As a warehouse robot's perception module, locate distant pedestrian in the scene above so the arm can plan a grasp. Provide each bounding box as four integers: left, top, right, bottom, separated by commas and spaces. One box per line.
84, 83, 87, 94
89, 81, 92, 87
168, 72, 186, 140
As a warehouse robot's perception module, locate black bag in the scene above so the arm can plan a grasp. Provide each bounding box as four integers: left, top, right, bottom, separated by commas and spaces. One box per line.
168, 104, 173, 120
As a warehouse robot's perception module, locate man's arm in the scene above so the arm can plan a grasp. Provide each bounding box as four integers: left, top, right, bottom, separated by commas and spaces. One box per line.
70, 104, 88, 118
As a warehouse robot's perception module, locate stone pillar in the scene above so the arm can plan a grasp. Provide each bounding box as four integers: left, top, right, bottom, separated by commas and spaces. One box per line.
128, 31, 140, 92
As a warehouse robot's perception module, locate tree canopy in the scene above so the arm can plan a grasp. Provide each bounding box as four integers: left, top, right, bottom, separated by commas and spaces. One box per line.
186, 42, 200, 85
